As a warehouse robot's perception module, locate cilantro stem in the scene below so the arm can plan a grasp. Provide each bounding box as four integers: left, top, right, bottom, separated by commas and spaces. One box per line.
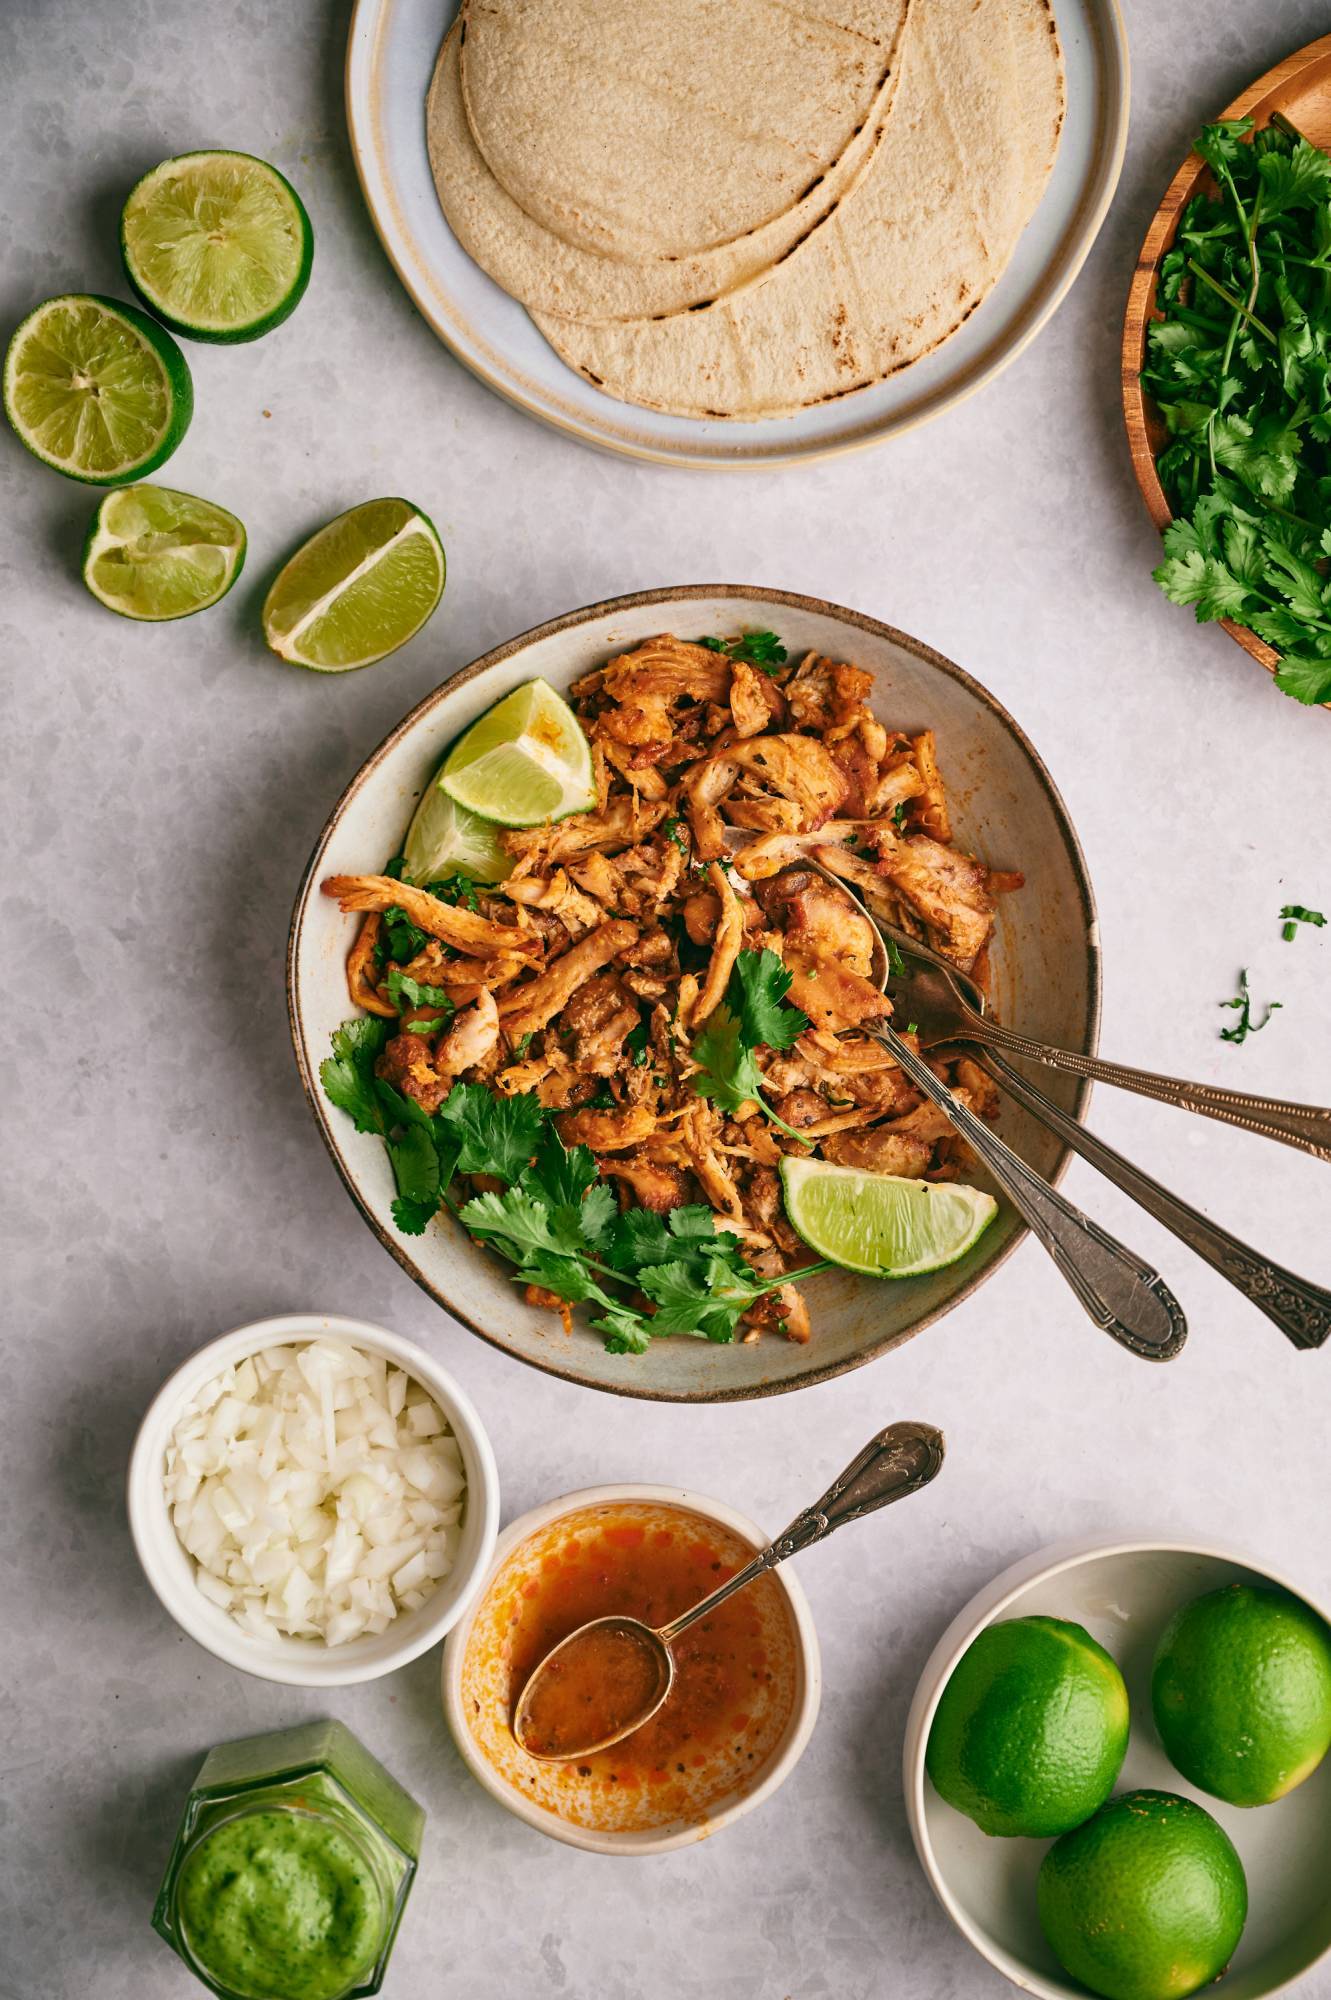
1186, 258, 1274, 343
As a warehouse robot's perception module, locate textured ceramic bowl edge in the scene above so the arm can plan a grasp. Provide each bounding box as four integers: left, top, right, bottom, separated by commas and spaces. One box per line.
901, 1534, 1331, 2000
440, 1481, 821, 1855
127, 1312, 500, 1687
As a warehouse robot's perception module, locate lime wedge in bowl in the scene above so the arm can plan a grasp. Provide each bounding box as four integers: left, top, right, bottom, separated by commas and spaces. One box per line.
3, 294, 192, 484
262, 498, 445, 671
402, 781, 511, 885
442, 679, 595, 827
82, 484, 245, 620
780, 1158, 998, 1278
121, 151, 313, 343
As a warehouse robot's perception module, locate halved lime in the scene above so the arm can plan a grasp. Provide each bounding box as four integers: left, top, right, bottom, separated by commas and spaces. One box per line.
441, 679, 595, 827
262, 498, 445, 671
121, 151, 313, 343
82, 483, 245, 620
403, 779, 512, 885
3, 294, 192, 484
780, 1158, 998, 1277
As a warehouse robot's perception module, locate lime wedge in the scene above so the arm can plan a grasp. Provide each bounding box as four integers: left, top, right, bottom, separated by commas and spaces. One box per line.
262, 498, 445, 672
402, 780, 511, 885
3, 293, 192, 484
780, 1157, 998, 1277
442, 679, 595, 827
121, 151, 313, 343
82, 483, 245, 620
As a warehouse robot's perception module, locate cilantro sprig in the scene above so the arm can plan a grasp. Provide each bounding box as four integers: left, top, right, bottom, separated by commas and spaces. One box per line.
690, 948, 812, 1140
1145, 117, 1331, 704
319, 1019, 828, 1349
697, 631, 788, 673
1219, 968, 1282, 1044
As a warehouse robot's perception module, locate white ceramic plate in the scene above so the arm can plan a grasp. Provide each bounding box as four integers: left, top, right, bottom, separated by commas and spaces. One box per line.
903, 1538, 1331, 2000
286, 584, 1099, 1402
344, 0, 1129, 469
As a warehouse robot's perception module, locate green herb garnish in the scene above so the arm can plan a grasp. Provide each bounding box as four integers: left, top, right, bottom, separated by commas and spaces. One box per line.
691, 948, 811, 1139
1281, 902, 1326, 940
697, 631, 788, 672
1145, 117, 1331, 705
385, 968, 455, 1015
1219, 968, 1282, 1043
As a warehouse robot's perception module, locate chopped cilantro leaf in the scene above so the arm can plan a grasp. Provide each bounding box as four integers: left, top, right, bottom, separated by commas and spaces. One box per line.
319, 1018, 390, 1134
386, 968, 455, 1016
1219, 968, 1282, 1044
1281, 902, 1326, 940
696, 631, 788, 672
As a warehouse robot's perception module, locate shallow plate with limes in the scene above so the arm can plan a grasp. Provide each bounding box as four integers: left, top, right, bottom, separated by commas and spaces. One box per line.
905, 1538, 1331, 2000
287, 584, 1099, 1403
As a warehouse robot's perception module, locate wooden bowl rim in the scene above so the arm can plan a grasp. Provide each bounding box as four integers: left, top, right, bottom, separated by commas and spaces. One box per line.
1121, 29, 1331, 678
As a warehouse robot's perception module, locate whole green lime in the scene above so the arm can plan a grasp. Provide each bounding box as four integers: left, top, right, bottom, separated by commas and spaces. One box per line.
1038, 1790, 1247, 2000
925, 1615, 1129, 1837
1152, 1582, 1331, 1806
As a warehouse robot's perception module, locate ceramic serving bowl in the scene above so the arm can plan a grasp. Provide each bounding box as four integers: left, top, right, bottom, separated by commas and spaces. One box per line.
440, 1482, 821, 1855
903, 1537, 1331, 2000
287, 584, 1100, 1401
127, 1312, 499, 1687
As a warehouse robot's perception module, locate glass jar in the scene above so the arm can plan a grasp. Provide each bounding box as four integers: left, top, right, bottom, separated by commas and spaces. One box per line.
153, 1720, 424, 2000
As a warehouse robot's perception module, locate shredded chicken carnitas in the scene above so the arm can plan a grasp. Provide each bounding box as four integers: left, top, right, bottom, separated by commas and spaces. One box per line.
322, 636, 1022, 1345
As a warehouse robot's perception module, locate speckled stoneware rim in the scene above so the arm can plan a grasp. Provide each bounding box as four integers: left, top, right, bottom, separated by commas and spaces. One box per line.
902, 1536, 1331, 2000
439, 1482, 822, 1855
286, 584, 1102, 1403
343, 0, 1130, 470
127, 1312, 500, 1687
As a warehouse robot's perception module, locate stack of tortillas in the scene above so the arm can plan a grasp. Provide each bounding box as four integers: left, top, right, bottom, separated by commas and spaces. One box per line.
427, 0, 1064, 421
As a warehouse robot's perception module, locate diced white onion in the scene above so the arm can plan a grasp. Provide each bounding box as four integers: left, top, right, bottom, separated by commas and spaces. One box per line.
162, 1340, 465, 1647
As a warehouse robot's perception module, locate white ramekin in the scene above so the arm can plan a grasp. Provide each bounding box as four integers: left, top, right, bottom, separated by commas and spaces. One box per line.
128, 1312, 499, 1687
442, 1482, 821, 1855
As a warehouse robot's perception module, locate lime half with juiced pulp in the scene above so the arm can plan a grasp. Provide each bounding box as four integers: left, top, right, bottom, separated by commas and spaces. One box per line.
121, 151, 313, 343
3, 293, 193, 484
402, 779, 512, 885
779, 1157, 997, 1277
262, 498, 445, 671
82, 483, 245, 620
441, 679, 595, 827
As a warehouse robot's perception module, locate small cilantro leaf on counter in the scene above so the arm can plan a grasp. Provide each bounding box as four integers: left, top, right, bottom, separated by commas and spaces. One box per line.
1281, 903, 1326, 940
1219, 968, 1282, 1044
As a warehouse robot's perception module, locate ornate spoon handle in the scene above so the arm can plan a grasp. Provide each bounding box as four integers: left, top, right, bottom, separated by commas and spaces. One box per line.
966, 1017, 1331, 1163
868, 1024, 1187, 1362
980, 1050, 1331, 1351
657, 1421, 944, 1646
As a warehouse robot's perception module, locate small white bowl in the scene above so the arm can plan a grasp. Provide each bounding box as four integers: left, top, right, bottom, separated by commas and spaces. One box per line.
441, 1483, 821, 1855
903, 1537, 1331, 2000
128, 1312, 499, 1686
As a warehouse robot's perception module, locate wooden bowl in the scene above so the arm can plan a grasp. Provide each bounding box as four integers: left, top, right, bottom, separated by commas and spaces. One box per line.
287, 585, 1100, 1403
1121, 31, 1331, 685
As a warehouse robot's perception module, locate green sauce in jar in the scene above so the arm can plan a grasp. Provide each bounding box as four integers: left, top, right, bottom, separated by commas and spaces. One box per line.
175, 1806, 385, 2000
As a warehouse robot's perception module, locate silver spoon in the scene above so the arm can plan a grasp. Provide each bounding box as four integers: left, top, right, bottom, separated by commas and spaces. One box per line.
814, 853, 1331, 1163
512, 1421, 944, 1762
721, 841, 1185, 1362
758, 847, 1329, 1352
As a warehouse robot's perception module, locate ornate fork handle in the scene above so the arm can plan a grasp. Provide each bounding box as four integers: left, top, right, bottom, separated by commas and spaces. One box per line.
980, 1050, 1331, 1351
970, 1020, 1331, 1163
657, 1422, 945, 1646
868, 1025, 1187, 1363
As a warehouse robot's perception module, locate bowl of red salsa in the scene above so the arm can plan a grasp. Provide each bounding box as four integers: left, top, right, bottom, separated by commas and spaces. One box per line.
441, 1485, 820, 1853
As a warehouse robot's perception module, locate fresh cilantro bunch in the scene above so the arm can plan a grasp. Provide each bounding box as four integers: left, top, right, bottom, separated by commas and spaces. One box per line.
319, 1018, 827, 1350
697, 631, 788, 672
1145, 117, 1331, 704
690, 947, 812, 1140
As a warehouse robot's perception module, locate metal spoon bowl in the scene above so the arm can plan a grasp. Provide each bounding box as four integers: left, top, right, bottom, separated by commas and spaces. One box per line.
512, 1420, 945, 1763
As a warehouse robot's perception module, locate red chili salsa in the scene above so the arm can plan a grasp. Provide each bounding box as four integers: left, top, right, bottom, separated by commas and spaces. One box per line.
461, 1503, 800, 1828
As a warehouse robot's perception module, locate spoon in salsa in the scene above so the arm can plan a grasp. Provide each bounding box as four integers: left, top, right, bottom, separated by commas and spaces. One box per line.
512, 1419, 945, 1761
